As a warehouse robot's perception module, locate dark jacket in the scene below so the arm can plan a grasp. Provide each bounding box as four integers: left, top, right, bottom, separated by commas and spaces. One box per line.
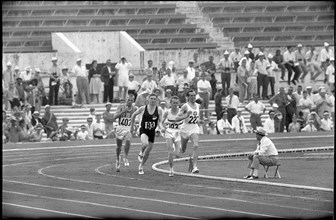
31, 117, 42, 127
100, 65, 115, 85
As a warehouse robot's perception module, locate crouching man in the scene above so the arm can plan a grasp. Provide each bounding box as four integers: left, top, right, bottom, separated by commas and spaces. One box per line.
244, 127, 279, 180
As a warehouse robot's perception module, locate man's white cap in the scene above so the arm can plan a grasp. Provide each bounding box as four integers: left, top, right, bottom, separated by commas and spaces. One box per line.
62, 66, 68, 70
258, 52, 264, 56
51, 57, 57, 61
224, 50, 229, 55
247, 43, 253, 48
244, 50, 250, 55
34, 68, 41, 72
6, 61, 12, 66
14, 66, 20, 70
320, 87, 327, 93
272, 103, 279, 108
216, 84, 223, 90
76, 58, 81, 62
297, 43, 303, 47
330, 57, 335, 61
25, 66, 31, 71
306, 85, 312, 89
120, 56, 125, 59
267, 54, 273, 59
324, 42, 329, 47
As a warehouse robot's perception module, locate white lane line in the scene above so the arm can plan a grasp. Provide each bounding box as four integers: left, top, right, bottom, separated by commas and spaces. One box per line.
3, 179, 283, 218
3, 191, 197, 220
3, 135, 333, 152
35, 163, 331, 214
2, 202, 100, 219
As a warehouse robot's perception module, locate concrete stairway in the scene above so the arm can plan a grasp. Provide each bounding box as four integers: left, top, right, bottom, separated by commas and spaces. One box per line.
176, 1, 234, 50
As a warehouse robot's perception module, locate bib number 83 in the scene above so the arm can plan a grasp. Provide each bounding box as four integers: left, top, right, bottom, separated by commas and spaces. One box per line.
145, 122, 156, 130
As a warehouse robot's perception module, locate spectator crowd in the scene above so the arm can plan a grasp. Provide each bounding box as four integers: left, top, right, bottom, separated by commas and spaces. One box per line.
3, 42, 334, 143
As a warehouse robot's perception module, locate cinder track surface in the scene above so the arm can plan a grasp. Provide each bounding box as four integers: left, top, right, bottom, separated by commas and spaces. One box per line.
2, 132, 334, 219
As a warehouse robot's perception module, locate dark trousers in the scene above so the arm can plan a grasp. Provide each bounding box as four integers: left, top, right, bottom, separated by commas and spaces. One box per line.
284, 63, 301, 84
210, 77, 217, 100
227, 108, 237, 125
221, 72, 231, 96
278, 107, 286, 132
268, 76, 275, 97
103, 78, 114, 103
49, 80, 60, 105
278, 63, 286, 79
260, 74, 269, 99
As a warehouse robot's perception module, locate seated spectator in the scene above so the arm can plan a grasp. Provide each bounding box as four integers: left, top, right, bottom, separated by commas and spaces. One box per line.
208, 121, 218, 135
92, 114, 105, 139
153, 88, 163, 104
163, 88, 173, 108
41, 105, 58, 139
6, 118, 20, 143
296, 111, 305, 130
128, 73, 140, 100
159, 68, 176, 95
231, 108, 248, 134
306, 111, 321, 131
28, 123, 44, 142
86, 117, 94, 140
263, 110, 275, 134
288, 114, 301, 133
22, 104, 33, 130
301, 119, 317, 132
58, 117, 73, 141
243, 127, 279, 180
18, 119, 29, 142
320, 111, 334, 131
159, 100, 167, 113
217, 111, 233, 134
31, 111, 42, 127
141, 73, 157, 93
59, 81, 73, 105
77, 124, 89, 141
177, 70, 191, 97
89, 108, 96, 119
299, 90, 314, 121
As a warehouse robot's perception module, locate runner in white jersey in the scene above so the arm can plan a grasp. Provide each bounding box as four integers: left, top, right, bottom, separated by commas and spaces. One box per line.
174, 90, 202, 173
161, 96, 184, 177
114, 94, 137, 172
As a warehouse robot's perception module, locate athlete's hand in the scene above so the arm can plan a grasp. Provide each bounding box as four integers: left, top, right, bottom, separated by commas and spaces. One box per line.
186, 110, 192, 116
161, 128, 166, 134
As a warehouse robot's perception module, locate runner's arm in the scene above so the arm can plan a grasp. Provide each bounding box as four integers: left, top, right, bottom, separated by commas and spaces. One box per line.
130, 106, 145, 133
174, 104, 191, 122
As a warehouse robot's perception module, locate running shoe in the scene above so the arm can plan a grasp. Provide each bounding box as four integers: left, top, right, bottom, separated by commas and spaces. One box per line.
169, 168, 174, 177
123, 158, 129, 167
191, 167, 199, 174
243, 175, 252, 179
247, 175, 259, 180
116, 160, 120, 172
138, 163, 144, 175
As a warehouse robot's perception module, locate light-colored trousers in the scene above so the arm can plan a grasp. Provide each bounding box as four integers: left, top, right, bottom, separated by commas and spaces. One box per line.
76, 76, 90, 104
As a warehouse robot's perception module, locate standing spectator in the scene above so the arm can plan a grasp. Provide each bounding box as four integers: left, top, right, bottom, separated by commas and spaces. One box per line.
88, 60, 101, 104
92, 114, 105, 139
141, 73, 157, 93
273, 49, 286, 81
269, 87, 288, 132
285, 87, 297, 131
71, 58, 90, 104
41, 105, 58, 139
159, 68, 176, 95
25, 80, 39, 115
217, 111, 233, 134
237, 57, 248, 103
16, 77, 25, 109
254, 52, 269, 99
266, 54, 279, 98
20, 66, 33, 89
3, 61, 13, 110
48, 57, 60, 106
263, 110, 276, 134
144, 60, 154, 76
177, 70, 191, 99
298, 90, 314, 121
301, 119, 317, 132
214, 85, 224, 121
158, 61, 167, 81
240, 50, 253, 71
77, 124, 89, 141
193, 52, 200, 70
197, 72, 211, 120
247, 43, 255, 61
245, 93, 266, 130
86, 117, 94, 140
294, 44, 308, 83
255, 46, 267, 61
218, 50, 234, 96
59, 67, 71, 89
229, 47, 243, 74
115, 56, 132, 101
101, 59, 116, 103
319, 42, 334, 76
283, 46, 301, 85
13, 66, 20, 80
293, 85, 303, 115
7, 78, 20, 110
186, 60, 196, 81
22, 104, 32, 130
288, 114, 301, 133
127, 73, 140, 100
320, 111, 334, 131
102, 102, 115, 139
201, 56, 217, 100
305, 46, 322, 82
225, 88, 240, 124
231, 107, 248, 134
315, 87, 333, 118
329, 89, 335, 123
246, 62, 258, 102
325, 57, 334, 93
189, 71, 200, 92
33, 68, 47, 108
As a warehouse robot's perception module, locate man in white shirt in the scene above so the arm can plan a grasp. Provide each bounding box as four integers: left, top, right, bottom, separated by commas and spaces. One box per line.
305, 46, 322, 82
92, 114, 105, 139
86, 117, 94, 140
245, 93, 266, 130
217, 111, 233, 134
20, 66, 33, 83
266, 54, 279, 97
141, 73, 157, 93
320, 111, 334, 131
159, 68, 176, 95
231, 107, 248, 134
283, 46, 301, 85
115, 56, 132, 101
229, 47, 243, 73
254, 52, 269, 99
128, 73, 140, 100
218, 50, 234, 96
177, 70, 191, 95
197, 72, 211, 120
325, 57, 334, 93
239, 50, 252, 71
186, 60, 196, 81
244, 127, 279, 180
299, 90, 314, 121
71, 59, 90, 104
263, 110, 275, 134
320, 42, 334, 73
225, 88, 240, 124
77, 124, 89, 141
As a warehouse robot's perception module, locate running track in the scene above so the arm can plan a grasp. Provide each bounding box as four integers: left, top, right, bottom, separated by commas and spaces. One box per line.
2, 132, 334, 219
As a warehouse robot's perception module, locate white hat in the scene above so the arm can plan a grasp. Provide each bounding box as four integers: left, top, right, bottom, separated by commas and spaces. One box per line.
324, 42, 329, 47
216, 84, 223, 90
188, 60, 194, 63
272, 103, 279, 108
44, 105, 50, 109
330, 57, 335, 61
255, 127, 268, 136
224, 50, 229, 55
25, 66, 31, 71
244, 50, 250, 55
320, 87, 327, 93
76, 58, 81, 62
6, 61, 12, 66
297, 43, 303, 47
34, 68, 41, 72
247, 43, 253, 48
120, 56, 125, 59
141, 88, 151, 95
105, 102, 112, 107
14, 66, 20, 70
62, 66, 68, 70
267, 54, 273, 59
306, 85, 312, 89
51, 57, 57, 61
258, 52, 264, 56
33, 111, 39, 115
